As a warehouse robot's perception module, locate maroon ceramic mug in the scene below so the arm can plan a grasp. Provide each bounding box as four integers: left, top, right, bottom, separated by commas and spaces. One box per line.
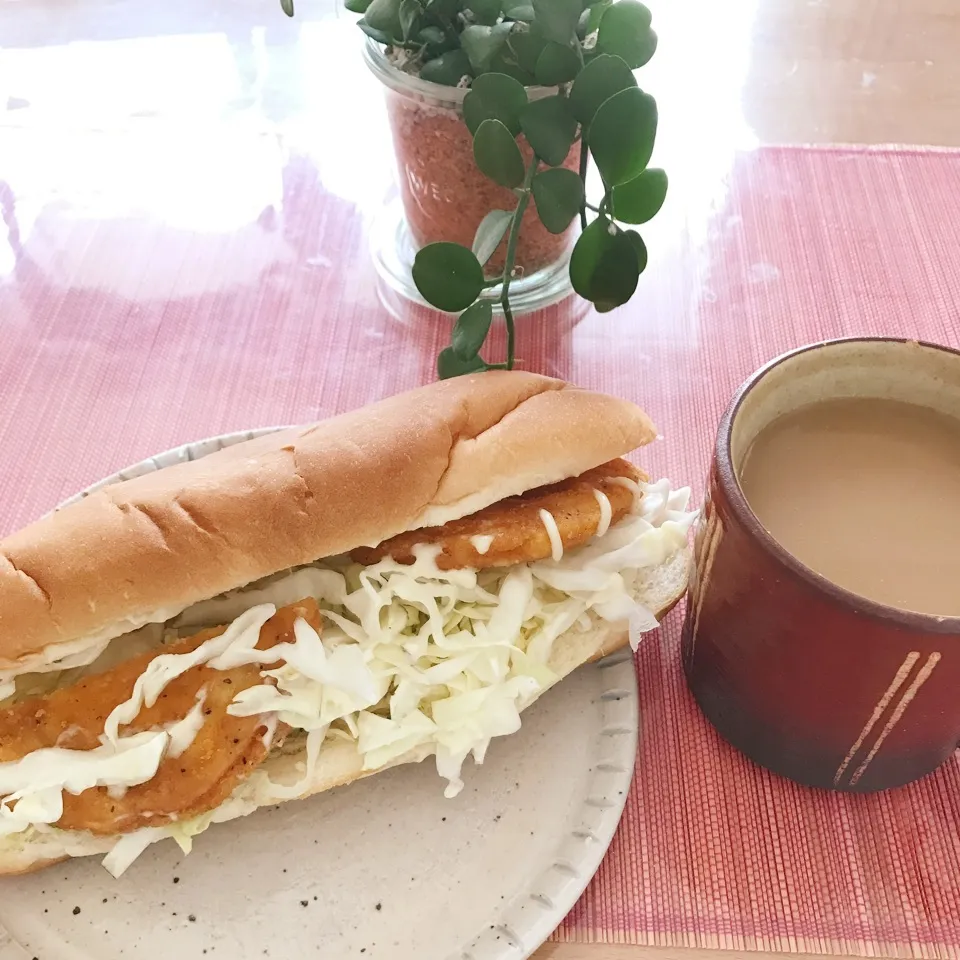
682, 338, 960, 792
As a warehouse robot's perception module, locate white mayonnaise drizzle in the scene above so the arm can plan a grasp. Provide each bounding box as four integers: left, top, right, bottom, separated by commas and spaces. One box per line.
469, 535, 494, 555
165, 689, 208, 759
103, 605, 276, 745
0, 732, 168, 838
104, 692, 208, 803
538, 509, 564, 562
0, 685, 214, 830
592, 488, 612, 537
609, 475, 643, 505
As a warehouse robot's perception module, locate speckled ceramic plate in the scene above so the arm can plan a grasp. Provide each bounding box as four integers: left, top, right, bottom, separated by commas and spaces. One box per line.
0, 430, 640, 960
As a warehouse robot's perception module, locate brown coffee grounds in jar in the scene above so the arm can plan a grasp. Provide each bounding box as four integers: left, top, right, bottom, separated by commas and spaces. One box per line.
385, 89, 580, 280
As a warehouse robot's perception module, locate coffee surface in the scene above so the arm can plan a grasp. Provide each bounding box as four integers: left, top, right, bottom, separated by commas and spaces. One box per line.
739, 397, 960, 616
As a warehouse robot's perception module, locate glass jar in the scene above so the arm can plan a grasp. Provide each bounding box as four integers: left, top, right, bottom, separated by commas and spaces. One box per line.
364, 38, 578, 314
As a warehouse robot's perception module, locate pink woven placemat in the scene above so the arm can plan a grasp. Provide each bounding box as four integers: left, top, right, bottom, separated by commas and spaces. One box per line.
553, 146, 960, 958
1, 143, 959, 956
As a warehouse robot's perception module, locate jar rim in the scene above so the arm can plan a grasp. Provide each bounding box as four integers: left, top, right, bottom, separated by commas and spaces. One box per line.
362, 36, 467, 103
361, 36, 558, 104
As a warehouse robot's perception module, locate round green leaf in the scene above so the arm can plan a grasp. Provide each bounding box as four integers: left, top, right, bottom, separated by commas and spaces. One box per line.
358, 20, 393, 43
474, 118, 525, 188
611, 167, 667, 223
502, 0, 534, 21
418, 25, 447, 47
344, 0, 373, 12
597, 1, 656, 68
569, 218, 640, 311
463, 73, 527, 136
569, 217, 608, 297
469, 0, 502, 25
623, 229, 648, 273
589, 85, 656, 185
438, 346, 488, 379
413, 243, 486, 313
420, 49, 474, 86
461, 23, 514, 73
519, 95, 577, 166
532, 0, 582, 43
534, 41, 581, 86
399, 0, 420, 38
569, 52, 636, 125
511, 30, 547, 73
532, 168, 585, 234
363, 0, 403, 36
603, 0, 650, 28
452, 301, 495, 359
472, 209, 514, 266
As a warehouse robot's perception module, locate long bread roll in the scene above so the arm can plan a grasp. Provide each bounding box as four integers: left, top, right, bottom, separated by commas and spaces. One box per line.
0, 372, 695, 877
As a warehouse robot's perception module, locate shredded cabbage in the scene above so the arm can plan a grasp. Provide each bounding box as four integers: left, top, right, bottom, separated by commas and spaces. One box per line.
212, 477, 695, 801
102, 826, 170, 877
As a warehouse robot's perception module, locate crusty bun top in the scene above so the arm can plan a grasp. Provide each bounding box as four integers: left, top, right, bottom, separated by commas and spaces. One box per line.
0, 373, 656, 665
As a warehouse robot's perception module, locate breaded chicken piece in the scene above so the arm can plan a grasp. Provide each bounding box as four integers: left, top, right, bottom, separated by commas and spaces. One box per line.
0, 599, 320, 836
352, 459, 643, 571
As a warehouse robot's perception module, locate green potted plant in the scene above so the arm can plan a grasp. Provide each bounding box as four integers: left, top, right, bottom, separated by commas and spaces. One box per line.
282, 0, 667, 379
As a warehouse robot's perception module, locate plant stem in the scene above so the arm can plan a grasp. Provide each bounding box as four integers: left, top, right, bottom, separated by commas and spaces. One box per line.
578, 144, 589, 230
500, 155, 539, 370
585, 201, 601, 213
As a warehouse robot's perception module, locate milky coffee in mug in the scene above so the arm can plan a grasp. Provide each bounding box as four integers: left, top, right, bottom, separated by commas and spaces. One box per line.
739, 396, 960, 617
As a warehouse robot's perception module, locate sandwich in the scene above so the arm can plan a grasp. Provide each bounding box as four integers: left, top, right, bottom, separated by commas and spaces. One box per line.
0, 372, 696, 878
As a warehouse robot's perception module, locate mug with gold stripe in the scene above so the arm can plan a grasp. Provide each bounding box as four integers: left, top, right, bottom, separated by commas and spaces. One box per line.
682, 338, 960, 792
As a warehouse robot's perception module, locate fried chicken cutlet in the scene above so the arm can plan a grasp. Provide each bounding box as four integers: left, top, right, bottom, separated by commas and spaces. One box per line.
352, 459, 644, 571
0, 600, 320, 835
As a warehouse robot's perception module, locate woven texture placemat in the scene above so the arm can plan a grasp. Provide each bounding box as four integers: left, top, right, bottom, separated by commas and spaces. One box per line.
1, 144, 959, 957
